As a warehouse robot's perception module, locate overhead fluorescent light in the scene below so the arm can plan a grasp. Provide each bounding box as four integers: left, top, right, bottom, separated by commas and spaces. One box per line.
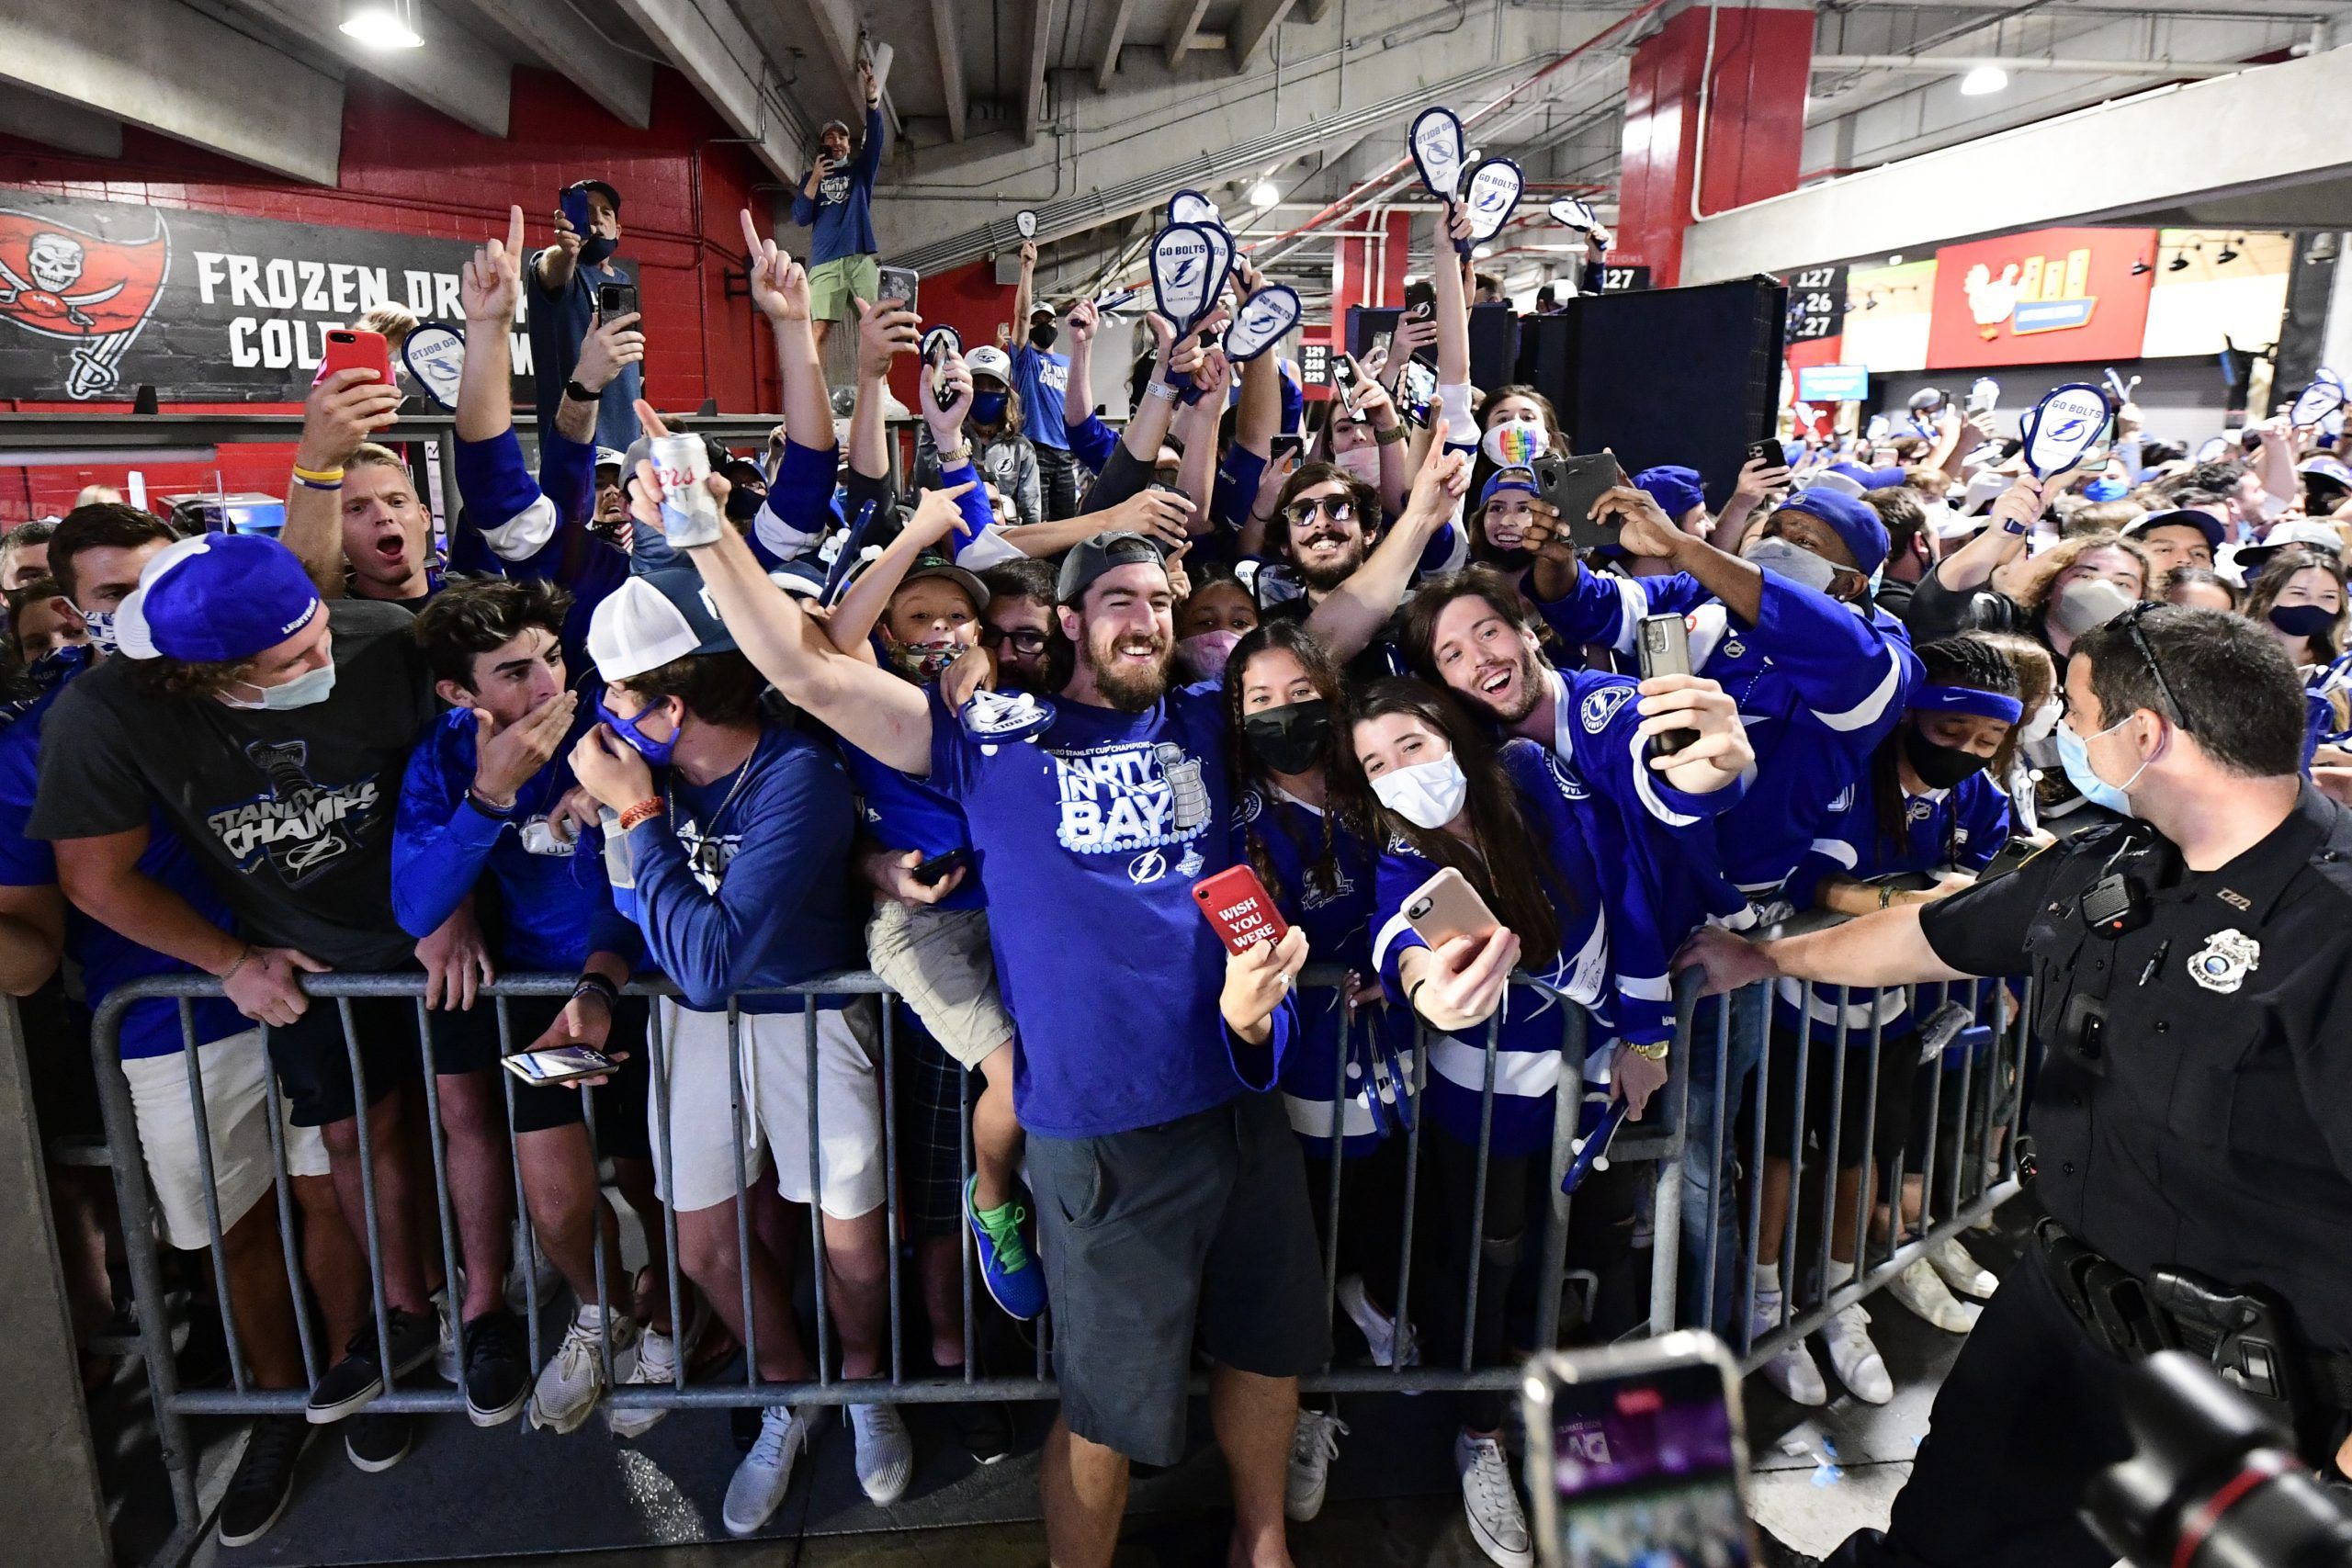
340, 0, 423, 49
1959, 64, 2008, 96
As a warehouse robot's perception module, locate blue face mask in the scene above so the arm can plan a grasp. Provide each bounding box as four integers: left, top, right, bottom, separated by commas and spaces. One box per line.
968, 390, 1010, 426
595, 692, 676, 765
221, 660, 337, 712
2055, 716, 2146, 817
28, 642, 92, 688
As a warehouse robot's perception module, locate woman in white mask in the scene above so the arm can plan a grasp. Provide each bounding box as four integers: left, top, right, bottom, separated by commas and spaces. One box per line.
1349, 674, 1728, 1568
2015, 530, 2152, 661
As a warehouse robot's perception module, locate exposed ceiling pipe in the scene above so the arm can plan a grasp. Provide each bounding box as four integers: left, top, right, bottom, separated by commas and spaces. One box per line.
1809, 53, 2249, 77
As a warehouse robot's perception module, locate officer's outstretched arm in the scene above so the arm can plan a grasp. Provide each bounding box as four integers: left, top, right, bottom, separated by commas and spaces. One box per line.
1677, 907, 1970, 996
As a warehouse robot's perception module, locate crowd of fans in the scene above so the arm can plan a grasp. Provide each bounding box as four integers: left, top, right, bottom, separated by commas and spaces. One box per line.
10, 166, 2352, 1568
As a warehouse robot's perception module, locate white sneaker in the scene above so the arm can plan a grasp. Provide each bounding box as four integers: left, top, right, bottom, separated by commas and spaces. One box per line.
1336, 1274, 1419, 1369
529, 1305, 636, 1435
1750, 1289, 1828, 1406
1824, 1302, 1894, 1404
1286, 1408, 1347, 1522
1454, 1429, 1533, 1568
433, 1291, 458, 1385
722, 1404, 808, 1536
606, 1296, 707, 1439
849, 1402, 914, 1506
1888, 1258, 1980, 1335
1927, 1235, 1998, 1301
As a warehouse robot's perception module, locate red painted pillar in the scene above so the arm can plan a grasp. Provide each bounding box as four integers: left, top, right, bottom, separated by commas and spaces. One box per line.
1617, 1, 1813, 287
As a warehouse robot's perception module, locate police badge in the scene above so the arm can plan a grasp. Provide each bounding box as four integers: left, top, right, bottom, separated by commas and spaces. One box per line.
2187, 929, 2259, 995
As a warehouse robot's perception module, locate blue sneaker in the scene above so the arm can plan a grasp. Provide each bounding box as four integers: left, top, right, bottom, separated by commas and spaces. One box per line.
964, 1175, 1046, 1321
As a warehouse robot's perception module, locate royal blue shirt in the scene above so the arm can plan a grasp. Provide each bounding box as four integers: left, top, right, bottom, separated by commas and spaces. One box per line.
453, 425, 625, 660
1777, 763, 2011, 1043
1012, 343, 1070, 454
1532, 566, 1917, 898
524, 255, 642, 452
1236, 785, 1412, 1156
0, 673, 245, 1060
926, 681, 1284, 1138
624, 723, 864, 1012
789, 107, 885, 267
840, 729, 984, 914
391, 706, 621, 972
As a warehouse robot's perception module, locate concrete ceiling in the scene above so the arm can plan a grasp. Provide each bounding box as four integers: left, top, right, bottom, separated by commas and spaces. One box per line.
6, 0, 2348, 307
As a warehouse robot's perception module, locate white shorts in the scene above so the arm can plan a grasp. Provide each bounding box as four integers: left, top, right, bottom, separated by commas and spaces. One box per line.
649, 998, 886, 1219
121, 1030, 330, 1252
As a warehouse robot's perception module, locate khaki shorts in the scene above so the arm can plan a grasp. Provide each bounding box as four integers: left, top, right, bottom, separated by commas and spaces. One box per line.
865, 901, 1013, 1070
648, 998, 885, 1219
808, 254, 880, 321
122, 1030, 330, 1250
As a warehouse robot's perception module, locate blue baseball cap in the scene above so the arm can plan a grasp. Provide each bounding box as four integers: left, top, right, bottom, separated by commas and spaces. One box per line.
1634, 464, 1705, 521
1774, 488, 1890, 577
2122, 508, 2225, 553
116, 534, 322, 663
1477, 468, 1541, 508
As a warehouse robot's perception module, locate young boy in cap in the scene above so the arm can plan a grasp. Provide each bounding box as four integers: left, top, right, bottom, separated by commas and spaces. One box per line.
24, 533, 535, 1442
620, 437, 1327, 1568
395, 576, 674, 1438
567, 566, 909, 1530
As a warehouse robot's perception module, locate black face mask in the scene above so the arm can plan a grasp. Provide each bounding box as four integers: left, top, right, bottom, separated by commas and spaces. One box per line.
725, 486, 764, 525
1029, 324, 1058, 351
1243, 698, 1332, 777
1903, 726, 1990, 791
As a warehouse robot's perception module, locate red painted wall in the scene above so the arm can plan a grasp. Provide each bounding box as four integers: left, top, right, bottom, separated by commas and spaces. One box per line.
1617, 4, 1812, 288
0, 68, 780, 522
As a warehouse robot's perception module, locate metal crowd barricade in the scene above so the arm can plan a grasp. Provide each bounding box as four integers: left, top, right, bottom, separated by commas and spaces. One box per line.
89, 942, 2020, 1561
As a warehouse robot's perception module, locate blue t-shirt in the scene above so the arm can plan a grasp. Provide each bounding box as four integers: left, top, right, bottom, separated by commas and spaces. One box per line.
1011, 343, 1070, 454
392, 706, 618, 972
0, 675, 245, 1059
1777, 761, 2011, 1043
789, 107, 885, 268
926, 682, 1279, 1138
524, 254, 643, 452
624, 722, 863, 1013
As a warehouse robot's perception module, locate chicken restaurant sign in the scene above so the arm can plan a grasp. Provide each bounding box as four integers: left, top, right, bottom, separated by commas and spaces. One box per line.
1924, 225, 2157, 370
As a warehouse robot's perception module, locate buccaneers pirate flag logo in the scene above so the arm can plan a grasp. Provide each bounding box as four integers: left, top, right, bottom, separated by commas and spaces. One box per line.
0, 209, 168, 400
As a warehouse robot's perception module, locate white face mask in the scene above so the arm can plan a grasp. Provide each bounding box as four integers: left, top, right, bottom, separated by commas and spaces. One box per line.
1480, 420, 1548, 469
82, 607, 119, 656
1741, 536, 1838, 595
1333, 445, 1382, 485
2017, 694, 2063, 745
219, 660, 337, 711
1371, 752, 1469, 830
2050, 577, 2137, 637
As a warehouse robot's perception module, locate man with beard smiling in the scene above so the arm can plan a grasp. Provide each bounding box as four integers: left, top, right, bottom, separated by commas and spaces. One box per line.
619, 447, 1330, 1568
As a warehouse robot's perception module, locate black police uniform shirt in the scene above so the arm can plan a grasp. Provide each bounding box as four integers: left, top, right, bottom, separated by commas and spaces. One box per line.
1917, 785, 2352, 1353
28, 601, 436, 972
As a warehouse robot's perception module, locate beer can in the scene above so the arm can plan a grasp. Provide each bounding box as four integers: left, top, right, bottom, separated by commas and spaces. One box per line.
649, 433, 724, 547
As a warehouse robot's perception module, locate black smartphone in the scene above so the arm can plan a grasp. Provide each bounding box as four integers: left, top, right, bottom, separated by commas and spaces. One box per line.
1331, 355, 1358, 389
1742, 437, 1783, 473
596, 281, 640, 321
1270, 433, 1305, 463
1403, 279, 1437, 320
1532, 451, 1629, 549
1635, 613, 1696, 756
911, 849, 969, 887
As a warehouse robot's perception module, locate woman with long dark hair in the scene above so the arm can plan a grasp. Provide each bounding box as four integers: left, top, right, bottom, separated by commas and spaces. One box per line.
1220, 619, 1410, 1520
1346, 671, 1740, 1568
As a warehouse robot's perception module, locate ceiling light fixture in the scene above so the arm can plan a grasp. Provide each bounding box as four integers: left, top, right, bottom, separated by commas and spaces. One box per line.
340, 0, 424, 49
1249, 180, 1281, 209
2168, 249, 2194, 273
1959, 64, 2009, 96
2130, 258, 2153, 276
2216, 236, 2241, 264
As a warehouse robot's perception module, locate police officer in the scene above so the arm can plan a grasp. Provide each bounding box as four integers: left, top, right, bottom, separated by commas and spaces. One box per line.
1684, 604, 2352, 1568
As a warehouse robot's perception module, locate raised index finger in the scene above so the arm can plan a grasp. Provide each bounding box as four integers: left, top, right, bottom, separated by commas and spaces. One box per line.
506, 204, 526, 258
738, 207, 764, 261
632, 397, 669, 440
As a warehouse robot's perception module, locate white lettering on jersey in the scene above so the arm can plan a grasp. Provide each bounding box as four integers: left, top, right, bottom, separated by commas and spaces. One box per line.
1052, 739, 1210, 855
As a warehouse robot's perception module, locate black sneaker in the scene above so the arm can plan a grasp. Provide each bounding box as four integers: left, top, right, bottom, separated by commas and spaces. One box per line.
344, 1411, 412, 1473
462, 1308, 529, 1427
306, 1308, 436, 1424
943, 1396, 1016, 1465
217, 1414, 311, 1546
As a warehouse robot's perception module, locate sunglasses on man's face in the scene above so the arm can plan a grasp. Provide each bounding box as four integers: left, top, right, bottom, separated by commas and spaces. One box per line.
1286, 494, 1357, 528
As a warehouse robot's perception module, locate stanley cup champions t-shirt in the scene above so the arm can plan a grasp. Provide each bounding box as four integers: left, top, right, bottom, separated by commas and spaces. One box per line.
28, 601, 437, 971
926, 680, 1245, 1139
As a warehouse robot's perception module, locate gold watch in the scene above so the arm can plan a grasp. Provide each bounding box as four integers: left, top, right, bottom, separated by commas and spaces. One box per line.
1627, 1040, 1670, 1062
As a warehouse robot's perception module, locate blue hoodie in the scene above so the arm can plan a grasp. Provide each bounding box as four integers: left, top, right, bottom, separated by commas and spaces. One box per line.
790, 106, 886, 268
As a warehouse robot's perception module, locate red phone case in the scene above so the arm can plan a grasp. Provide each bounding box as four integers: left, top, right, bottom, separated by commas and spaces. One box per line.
1192, 865, 1290, 956
322, 328, 393, 387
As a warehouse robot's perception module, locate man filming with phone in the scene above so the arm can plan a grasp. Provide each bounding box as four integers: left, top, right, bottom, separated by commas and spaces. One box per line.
793, 57, 887, 355
530, 177, 641, 450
